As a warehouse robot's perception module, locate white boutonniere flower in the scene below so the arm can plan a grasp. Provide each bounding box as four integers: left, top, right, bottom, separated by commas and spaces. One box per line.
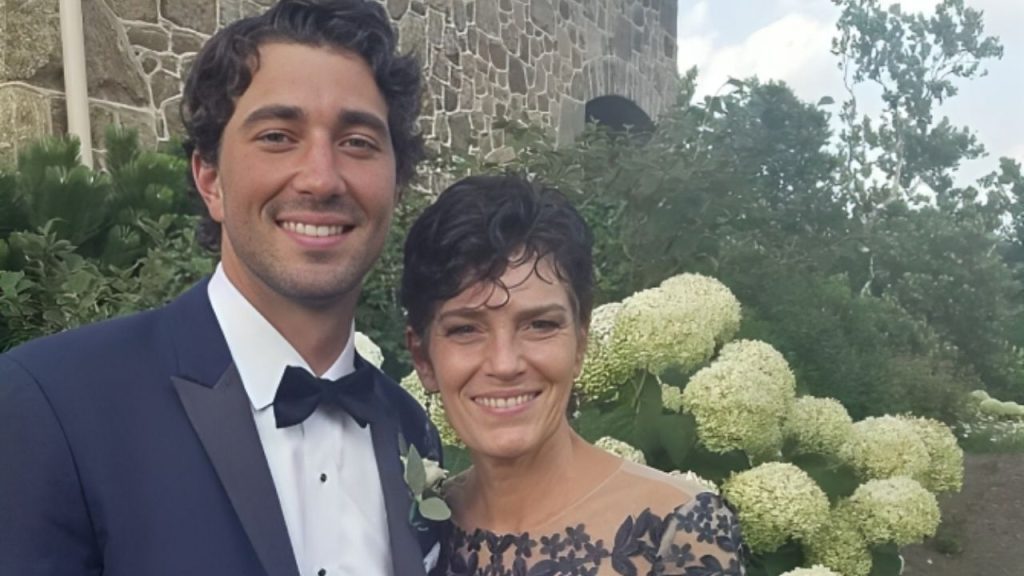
402, 444, 452, 525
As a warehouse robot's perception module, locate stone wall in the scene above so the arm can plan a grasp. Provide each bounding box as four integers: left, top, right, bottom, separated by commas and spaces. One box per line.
0, 0, 677, 166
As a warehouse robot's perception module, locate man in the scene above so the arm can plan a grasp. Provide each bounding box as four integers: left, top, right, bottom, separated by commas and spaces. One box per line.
0, 1, 442, 575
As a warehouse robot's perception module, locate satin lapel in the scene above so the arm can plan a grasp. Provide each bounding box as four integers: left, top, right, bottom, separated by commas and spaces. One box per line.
370, 412, 428, 576
173, 364, 301, 576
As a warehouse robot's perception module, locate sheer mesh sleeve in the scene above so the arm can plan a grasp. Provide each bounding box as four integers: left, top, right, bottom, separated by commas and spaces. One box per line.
653, 492, 747, 576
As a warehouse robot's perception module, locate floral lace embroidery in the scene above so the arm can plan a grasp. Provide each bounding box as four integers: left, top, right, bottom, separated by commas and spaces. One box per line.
446, 492, 747, 576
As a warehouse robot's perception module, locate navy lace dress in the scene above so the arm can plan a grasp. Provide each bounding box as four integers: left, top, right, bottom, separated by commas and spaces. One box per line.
442, 461, 748, 576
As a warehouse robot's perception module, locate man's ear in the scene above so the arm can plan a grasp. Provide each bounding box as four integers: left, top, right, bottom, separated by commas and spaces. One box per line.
192, 152, 225, 223
406, 327, 439, 393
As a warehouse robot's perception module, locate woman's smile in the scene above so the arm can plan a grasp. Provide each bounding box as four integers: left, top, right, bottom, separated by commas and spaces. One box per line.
472, 391, 542, 414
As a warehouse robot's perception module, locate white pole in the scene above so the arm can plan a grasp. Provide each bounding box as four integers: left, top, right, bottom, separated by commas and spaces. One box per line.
58, 0, 93, 168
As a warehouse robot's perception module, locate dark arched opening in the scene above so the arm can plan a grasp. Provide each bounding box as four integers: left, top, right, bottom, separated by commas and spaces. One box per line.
585, 95, 655, 137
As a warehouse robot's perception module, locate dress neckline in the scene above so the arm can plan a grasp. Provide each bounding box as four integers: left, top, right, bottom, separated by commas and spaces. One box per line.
451, 459, 627, 538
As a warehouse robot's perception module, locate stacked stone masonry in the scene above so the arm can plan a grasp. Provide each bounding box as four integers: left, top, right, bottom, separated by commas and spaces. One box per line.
0, 0, 677, 166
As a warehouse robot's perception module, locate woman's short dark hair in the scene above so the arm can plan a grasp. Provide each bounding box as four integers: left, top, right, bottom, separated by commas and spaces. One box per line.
401, 174, 595, 337
182, 0, 424, 250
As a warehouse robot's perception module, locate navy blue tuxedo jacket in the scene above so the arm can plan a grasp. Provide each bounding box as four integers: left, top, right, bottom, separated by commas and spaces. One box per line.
0, 279, 442, 576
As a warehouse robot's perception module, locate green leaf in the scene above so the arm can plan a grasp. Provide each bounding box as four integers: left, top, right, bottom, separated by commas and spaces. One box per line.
419, 496, 452, 521
405, 444, 426, 495
573, 403, 637, 445
0, 270, 26, 298
789, 454, 859, 503
632, 375, 663, 451
746, 541, 804, 575
869, 543, 902, 576
685, 444, 750, 485
442, 444, 473, 475
657, 413, 697, 470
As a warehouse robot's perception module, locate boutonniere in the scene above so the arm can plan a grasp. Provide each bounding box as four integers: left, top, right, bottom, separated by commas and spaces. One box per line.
402, 443, 451, 527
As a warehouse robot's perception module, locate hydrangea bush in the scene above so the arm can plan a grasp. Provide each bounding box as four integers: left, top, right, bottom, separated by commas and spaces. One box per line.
370, 273, 963, 575
565, 274, 960, 575
958, 390, 1024, 452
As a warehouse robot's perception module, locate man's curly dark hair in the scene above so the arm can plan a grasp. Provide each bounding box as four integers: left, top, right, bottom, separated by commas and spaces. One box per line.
181, 0, 424, 251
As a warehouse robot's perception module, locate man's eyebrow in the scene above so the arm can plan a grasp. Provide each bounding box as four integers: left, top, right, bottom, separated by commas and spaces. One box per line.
241, 104, 304, 128
337, 110, 390, 140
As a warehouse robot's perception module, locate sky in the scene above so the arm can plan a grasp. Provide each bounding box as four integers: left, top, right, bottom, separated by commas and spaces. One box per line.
675, 0, 1024, 183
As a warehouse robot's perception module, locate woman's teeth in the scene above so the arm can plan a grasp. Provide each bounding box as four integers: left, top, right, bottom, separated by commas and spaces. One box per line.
476, 394, 536, 410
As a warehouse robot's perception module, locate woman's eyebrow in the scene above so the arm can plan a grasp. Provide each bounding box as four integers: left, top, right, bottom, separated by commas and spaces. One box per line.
437, 303, 569, 322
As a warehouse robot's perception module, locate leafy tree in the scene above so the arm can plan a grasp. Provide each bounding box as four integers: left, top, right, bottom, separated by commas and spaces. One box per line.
830, 0, 1024, 399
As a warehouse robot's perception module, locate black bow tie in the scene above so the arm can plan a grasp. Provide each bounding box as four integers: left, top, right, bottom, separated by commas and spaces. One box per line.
273, 355, 379, 428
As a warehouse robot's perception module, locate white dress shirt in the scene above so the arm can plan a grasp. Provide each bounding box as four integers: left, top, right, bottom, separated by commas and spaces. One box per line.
208, 265, 392, 576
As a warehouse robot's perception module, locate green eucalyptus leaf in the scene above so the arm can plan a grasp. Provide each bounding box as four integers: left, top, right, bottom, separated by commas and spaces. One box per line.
419, 496, 452, 521
405, 444, 426, 495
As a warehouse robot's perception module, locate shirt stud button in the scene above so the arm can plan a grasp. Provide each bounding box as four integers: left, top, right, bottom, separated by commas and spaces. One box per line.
318, 569, 326, 576
320, 473, 328, 483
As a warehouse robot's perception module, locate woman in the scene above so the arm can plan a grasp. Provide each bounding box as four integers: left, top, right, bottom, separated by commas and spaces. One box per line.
401, 174, 747, 575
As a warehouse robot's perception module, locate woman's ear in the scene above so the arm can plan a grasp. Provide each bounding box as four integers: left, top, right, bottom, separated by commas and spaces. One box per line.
406, 326, 439, 393
573, 324, 588, 380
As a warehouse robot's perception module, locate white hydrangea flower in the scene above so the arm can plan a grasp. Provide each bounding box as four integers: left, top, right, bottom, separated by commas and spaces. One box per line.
681, 340, 796, 458
353, 331, 384, 368
714, 340, 796, 391
841, 416, 931, 483
804, 510, 873, 576
779, 566, 842, 576
613, 275, 742, 377
399, 371, 463, 448
576, 275, 741, 405
783, 396, 853, 456
899, 416, 963, 493
845, 477, 941, 546
577, 303, 634, 403
595, 436, 646, 464
658, 273, 742, 346
668, 469, 718, 494
661, 382, 686, 413
613, 286, 702, 376
720, 463, 830, 553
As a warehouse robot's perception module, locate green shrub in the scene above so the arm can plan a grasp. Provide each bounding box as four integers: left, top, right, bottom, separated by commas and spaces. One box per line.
0, 215, 212, 350
0, 128, 191, 268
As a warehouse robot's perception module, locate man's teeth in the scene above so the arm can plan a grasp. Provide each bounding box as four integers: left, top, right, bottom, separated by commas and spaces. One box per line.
281, 221, 346, 237
476, 394, 535, 410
